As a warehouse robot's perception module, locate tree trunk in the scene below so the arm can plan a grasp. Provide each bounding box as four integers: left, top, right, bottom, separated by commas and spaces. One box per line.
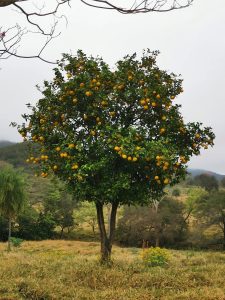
7, 217, 11, 252
60, 227, 64, 239
96, 202, 118, 263
155, 235, 160, 247
223, 222, 225, 251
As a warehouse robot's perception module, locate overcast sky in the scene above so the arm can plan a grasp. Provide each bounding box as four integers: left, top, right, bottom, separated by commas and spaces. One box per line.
0, 0, 225, 174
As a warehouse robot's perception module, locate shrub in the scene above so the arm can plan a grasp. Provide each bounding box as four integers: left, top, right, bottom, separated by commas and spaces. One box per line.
10, 237, 23, 247
172, 188, 181, 197
141, 247, 170, 267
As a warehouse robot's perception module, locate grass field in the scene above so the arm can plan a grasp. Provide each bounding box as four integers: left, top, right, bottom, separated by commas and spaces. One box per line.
0, 240, 225, 300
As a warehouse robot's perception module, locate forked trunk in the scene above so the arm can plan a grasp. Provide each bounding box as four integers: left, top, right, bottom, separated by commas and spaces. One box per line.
7, 218, 11, 252
223, 222, 225, 251
96, 201, 118, 263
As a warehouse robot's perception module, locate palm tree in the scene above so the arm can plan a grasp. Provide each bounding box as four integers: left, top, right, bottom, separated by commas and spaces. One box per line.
0, 167, 26, 251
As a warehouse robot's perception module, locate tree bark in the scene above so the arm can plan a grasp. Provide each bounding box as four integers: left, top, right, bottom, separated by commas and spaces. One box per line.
7, 217, 11, 252
0, 0, 18, 7
96, 201, 118, 262
223, 221, 225, 251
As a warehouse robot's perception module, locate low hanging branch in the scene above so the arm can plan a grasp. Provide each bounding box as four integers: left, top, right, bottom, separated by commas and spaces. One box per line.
79, 0, 194, 14
0, 0, 70, 62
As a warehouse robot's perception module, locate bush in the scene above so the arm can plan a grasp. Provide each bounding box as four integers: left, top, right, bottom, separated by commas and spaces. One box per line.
172, 188, 181, 197
10, 237, 23, 247
141, 247, 170, 267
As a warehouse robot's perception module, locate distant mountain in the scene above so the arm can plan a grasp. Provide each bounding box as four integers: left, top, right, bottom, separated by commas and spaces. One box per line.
0, 141, 29, 168
0, 140, 15, 148
188, 168, 225, 181
0, 141, 224, 181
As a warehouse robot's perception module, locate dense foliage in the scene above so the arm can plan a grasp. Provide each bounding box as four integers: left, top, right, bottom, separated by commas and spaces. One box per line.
18, 50, 214, 206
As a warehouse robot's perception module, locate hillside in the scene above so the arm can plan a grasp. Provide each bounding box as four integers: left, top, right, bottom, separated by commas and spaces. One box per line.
0, 141, 225, 180
0, 141, 29, 168
0, 140, 15, 148
188, 168, 225, 180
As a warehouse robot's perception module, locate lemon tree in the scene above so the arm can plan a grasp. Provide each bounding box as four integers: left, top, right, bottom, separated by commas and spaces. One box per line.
18, 50, 214, 261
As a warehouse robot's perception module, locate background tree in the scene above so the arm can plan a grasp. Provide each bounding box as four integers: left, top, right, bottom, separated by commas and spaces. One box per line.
220, 177, 225, 189
117, 197, 186, 247
74, 202, 97, 235
193, 174, 219, 192
17, 50, 214, 261
0, 0, 70, 62
0, 166, 26, 250
44, 180, 76, 238
195, 190, 225, 250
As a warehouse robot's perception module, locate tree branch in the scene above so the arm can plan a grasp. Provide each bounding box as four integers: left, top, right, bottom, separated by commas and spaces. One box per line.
80, 0, 194, 14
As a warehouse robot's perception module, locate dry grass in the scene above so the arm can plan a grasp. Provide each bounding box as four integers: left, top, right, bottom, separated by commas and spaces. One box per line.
0, 240, 225, 300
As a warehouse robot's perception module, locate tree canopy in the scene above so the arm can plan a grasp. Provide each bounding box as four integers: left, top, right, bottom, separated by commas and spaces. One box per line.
0, 166, 26, 250
17, 49, 214, 260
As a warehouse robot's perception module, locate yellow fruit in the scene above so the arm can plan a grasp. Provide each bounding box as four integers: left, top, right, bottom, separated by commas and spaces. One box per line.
101, 100, 108, 106
66, 72, 72, 78
136, 146, 141, 151
114, 146, 120, 151
140, 99, 146, 105
40, 119, 45, 124
162, 115, 166, 121
171, 95, 175, 100
83, 114, 88, 120
72, 164, 79, 170
122, 154, 127, 159
127, 156, 132, 161
128, 75, 133, 81
195, 133, 200, 139
156, 94, 161, 99
164, 178, 169, 184
53, 165, 58, 170
41, 172, 48, 178
109, 111, 116, 117
163, 166, 168, 171
151, 102, 157, 107
90, 130, 96, 136
96, 82, 101, 86
92, 79, 97, 83
26, 159, 30, 163
73, 98, 78, 104
80, 83, 85, 88
160, 128, 166, 134
68, 144, 75, 149
143, 105, 149, 110
154, 176, 159, 180
56, 147, 61, 152
132, 157, 138, 162
157, 180, 161, 184
39, 136, 44, 141
96, 117, 100, 122
69, 90, 75, 96
85, 91, 92, 97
